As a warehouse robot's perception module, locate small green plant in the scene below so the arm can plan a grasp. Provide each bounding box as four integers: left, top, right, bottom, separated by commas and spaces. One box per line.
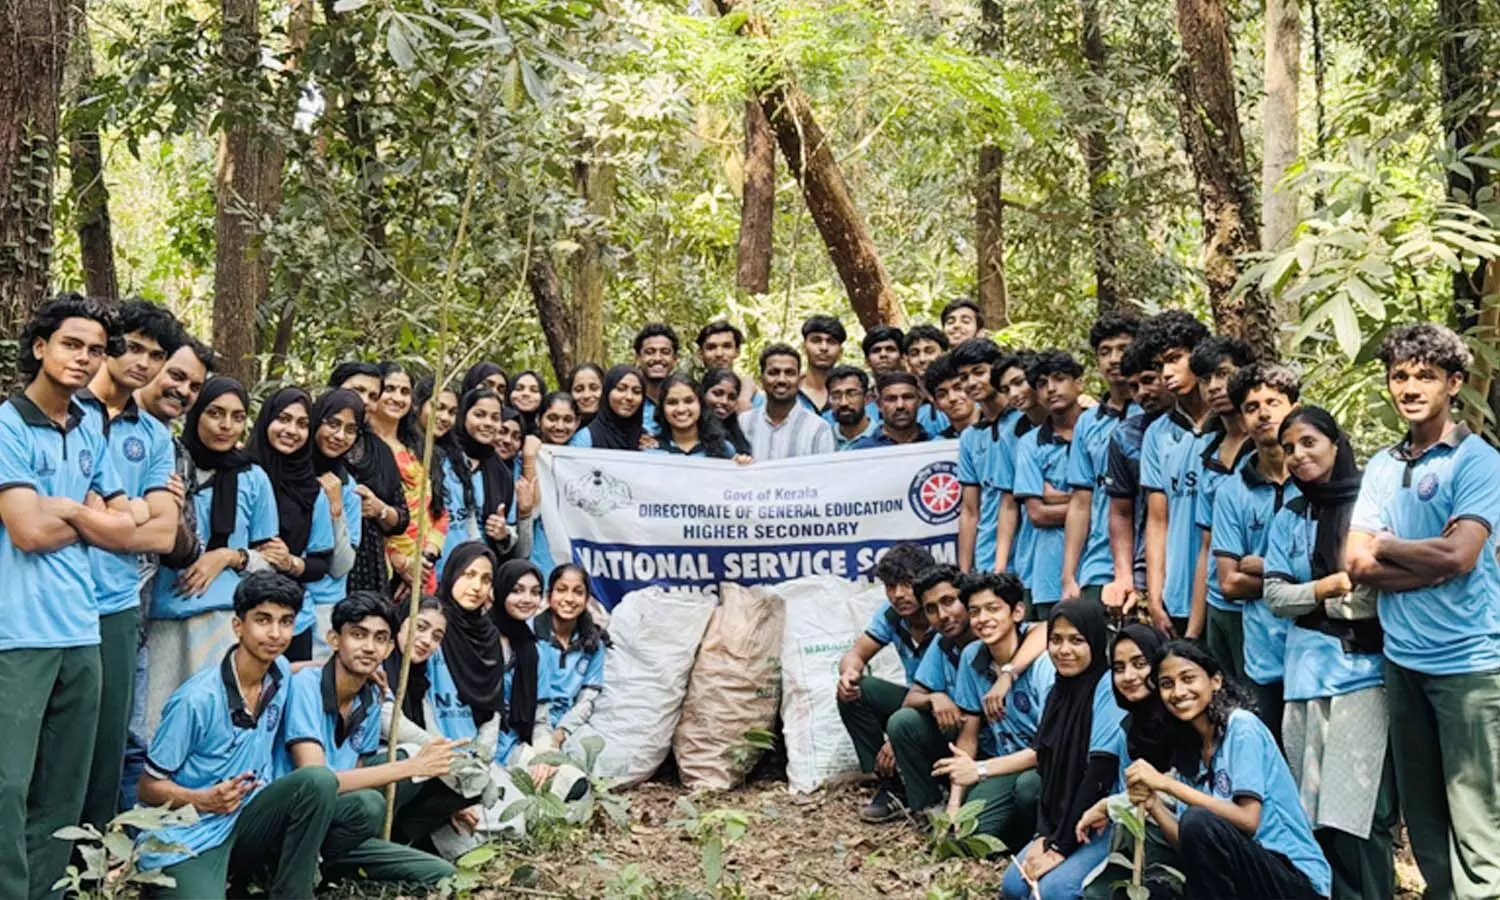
927, 798, 1006, 860
51, 804, 198, 898
523, 734, 632, 832
604, 861, 658, 898
728, 726, 776, 772
668, 797, 754, 897
1103, 796, 1185, 900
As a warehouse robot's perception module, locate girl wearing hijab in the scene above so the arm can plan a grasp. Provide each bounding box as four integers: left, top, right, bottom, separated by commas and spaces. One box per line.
246, 386, 339, 661
306, 389, 366, 659
508, 370, 546, 437
496, 406, 525, 477
649, 373, 737, 459
146, 376, 280, 727
522, 393, 580, 574
1092, 641, 1331, 900
460, 361, 507, 400
1000, 600, 1127, 900
1263, 407, 1393, 900
329, 361, 411, 594
567, 363, 605, 427
702, 367, 753, 456
571, 365, 647, 450
437, 389, 516, 573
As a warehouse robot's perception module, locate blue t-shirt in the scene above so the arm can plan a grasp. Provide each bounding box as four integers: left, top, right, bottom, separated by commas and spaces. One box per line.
1193, 431, 1254, 613
151, 464, 279, 620
912, 635, 967, 695
864, 601, 935, 685
277, 664, 381, 775
1351, 427, 1500, 675
1067, 401, 1137, 587
1014, 423, 1072, 604
1139, 409, 1211, 617
426, 646, 522, 764
78, 392, 175, 617
642, 397, 661, 437
958, 419, 1001, 571
993, 412, 1038, 582
438, 455, 486, 573
952, 637, 1056, 757
291, 491, 337, 636
1263, 503, 1385, 702
1105, 410, 1165, 590
1083, 673, 1130, 789
1176, 709, 1332, 897
850, 428, 933, 451
305, 476, 362, 609
535, 614, 607, 728
918, 403, 950, 438
0, 394, 122, 649
138, 652, 291, 869
1211, 460, 1296, 685
832, 418, 880, 452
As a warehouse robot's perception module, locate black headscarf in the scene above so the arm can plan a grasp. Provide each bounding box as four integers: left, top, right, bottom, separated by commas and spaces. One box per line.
491, 559, 542, 735
587, 365, 646, 451
181, 376, 254, 551
1034, 600, 1112, 842
509, 370, 547, 437
384, 597, 442, 728
702, 367, 751, 455
452, 388, 515, 548
247, 387, 321, 555
567, 362, 605, 428
1111, 623, 1174, 771
1282, 405, 1363, 579
436, 542, 506, 725
308, 389, 365, 481
461, 362, 506, 398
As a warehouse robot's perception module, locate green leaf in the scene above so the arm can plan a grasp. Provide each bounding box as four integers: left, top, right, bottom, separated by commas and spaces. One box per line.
103, 829, 136, 863
1126, 884, 1150, 900
456, 843, 498, 870
51, 826, 99, 843
1329, 295, 1363, 359
386, 19, 416, 70
112, 805, 199, 830
702, 832, 724, 887
127, 869, 178, 887
332, 0, 369, 11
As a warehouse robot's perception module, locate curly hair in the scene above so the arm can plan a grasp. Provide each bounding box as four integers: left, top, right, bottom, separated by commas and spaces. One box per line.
913, 563, 963, 600
1378, 322, 1472, 376
951, 337, 1003, 369
1134, 310, 1210, 363
1119, 338, 1154, 378
922, 353, 961, 396
1189, 335, 1255, 378
903, 324, 949, 353
1025, 349, 1084, 387
1088, 311, 1140, 350
18, 293, 121, 378
957, 570, 1025, 609
116, 299, 184, 357
633, 322, 680, 355
862, 325, 905, 357
1227, 362, 1301, 411
1157, 639, 1258, 781
875, 542, 937, 588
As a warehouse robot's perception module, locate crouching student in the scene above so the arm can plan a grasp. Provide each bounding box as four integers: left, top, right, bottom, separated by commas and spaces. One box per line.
536, 564, 612, 748
1090, 641, 1331, 900
135, 572, 339, 899
933, 572, 1052, 852
999, 601, 1127, 900
278, 592, 459, 889
837, 543, 938, 822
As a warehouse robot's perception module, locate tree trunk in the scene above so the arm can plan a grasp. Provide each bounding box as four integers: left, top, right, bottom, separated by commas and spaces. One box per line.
1262, 0, 1300, 342
1437, 0, 1490, 328
65, 0, 117, 301
570, 157, 611, 367
736, 99, 775, 295
975, 0, 1007, 327
321, 0, 388, 288
529, 253, 574, 382
1172, 0, 1274, 358
1, 0, 69, 361
1079, 0, 1120, 315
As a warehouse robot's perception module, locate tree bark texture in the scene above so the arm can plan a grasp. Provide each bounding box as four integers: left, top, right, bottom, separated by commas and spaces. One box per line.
570, 157, 611, 368
65, 0, 116, 301
320, 0, 388, 286
1172, 0, 1275, 359
1, 0, 69, 356
529, 253, 574, 382
975, 0, 1007, 327
1437, 0, 1490, 328
1079, 0, 1120, 315
1262, 0, 1300, 345
736, 99, 775, 295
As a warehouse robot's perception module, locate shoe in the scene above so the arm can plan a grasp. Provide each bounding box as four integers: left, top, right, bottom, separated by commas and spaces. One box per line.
859, 784, 904, 823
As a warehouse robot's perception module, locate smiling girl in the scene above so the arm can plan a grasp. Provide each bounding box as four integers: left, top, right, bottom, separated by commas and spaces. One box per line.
534, 564, 611, 746
572, 365, 648, 451
648, 374, 739, 459
567, 363, 605, 427
437, 389, 516, 572
304, 389, 365, 659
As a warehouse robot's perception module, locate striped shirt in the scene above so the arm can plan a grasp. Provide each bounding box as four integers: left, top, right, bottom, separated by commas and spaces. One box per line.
738, 403, 836, 460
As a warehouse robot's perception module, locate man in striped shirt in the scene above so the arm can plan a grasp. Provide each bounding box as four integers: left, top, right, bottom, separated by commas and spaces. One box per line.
738, 343, 836, 459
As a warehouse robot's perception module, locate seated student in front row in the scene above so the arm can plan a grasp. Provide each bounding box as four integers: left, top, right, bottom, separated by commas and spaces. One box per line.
933, 572, 1052, 850
278, 592, 459, 889
536, 563, 612, 749
1080, 641, 1331, 900
136, 572, 339, 900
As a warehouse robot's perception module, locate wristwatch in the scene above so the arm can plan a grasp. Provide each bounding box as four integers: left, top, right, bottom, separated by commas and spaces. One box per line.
976, 761, 990, 780
998, 662, 1015, 679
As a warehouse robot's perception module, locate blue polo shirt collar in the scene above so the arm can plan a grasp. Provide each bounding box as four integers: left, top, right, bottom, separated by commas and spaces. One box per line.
1037, 420, 1071, 446
1390, 422, 1470, 462
220, 647, 285, 730
320, 660, 377, 748
8, 391, 85, 433
882, 605, 934, 659
76, 387, 142, 429
1199, 421, 1252, 474
1094, 395, 1130, 420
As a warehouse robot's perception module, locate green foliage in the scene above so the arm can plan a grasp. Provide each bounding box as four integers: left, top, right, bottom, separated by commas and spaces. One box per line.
669, 797, 754, 897
50, 804, 198, 898
927, 798, 1006, 860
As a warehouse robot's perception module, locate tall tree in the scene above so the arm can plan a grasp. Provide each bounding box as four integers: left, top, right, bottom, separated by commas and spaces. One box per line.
570, 155, 611, 369
1437, 0, 1491, 328
736, 99, 775, 295
975, 0, 1008, 327
65, 0, 118, 301
1261, 0, 1300, 337
1172, 0, 1275, 358
529, 253, 574, 381
1, 0, 70, 351
1078, 0, 1120, 314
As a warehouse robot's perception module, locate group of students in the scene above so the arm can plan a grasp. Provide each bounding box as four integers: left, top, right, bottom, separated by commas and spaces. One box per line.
834, 312, 1500, 899
5, 290, 1500, 899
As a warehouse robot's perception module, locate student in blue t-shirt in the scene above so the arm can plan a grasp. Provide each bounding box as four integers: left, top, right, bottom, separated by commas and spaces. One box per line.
903, 323, 950, 382
1014, 350, 1087, 621
952, 339, 1007, 571
136, 572, 340, 899
524, 391, 583, 575
932, 572, 1052, 849
76, 300, 187, 835
0, 296, 140, 899
1264, 405, 1396, 900
246, 387, 339, 663
1087, 641, 1330, 899
633, 322, 680, 437
993, 351, 1047, 587
1135, 311, 1213, 637
506, 370, 546, 439
306, 389, 364, 655
1061, 313, 1139, 605
851, 372, 934, 450
797, 314, 846, 416
437, 388, 517, 572
923, 353, 977, 438
278, 592, 457, 888
535, 563, 612, 745
1187, 336, 1256, 672
1099, 339, 1173, 614
827, 366, 880, 450
836, 544, 938, 822
647, 374, 741, 459
1344, 324, 1500, 900
1210, 363, 1300, 741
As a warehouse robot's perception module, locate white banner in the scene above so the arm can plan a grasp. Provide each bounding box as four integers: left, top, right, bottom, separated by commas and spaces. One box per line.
539, 442, 962, 608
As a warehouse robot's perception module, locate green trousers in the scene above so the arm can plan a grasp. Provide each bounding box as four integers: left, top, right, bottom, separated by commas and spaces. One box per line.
1205, 605, 1245, 682
0, 644, 101, 900
1318, 747, 1398, 900
154, 766, 339, 899
322, 789, 456, 886
83, 607, 139, 832
836, 675, 908, 775
966, 768, 1041, 853
1248, 678, 1284, 749
1385, 660, 1500, 900
887, 707, 954, 813
391, 777, 473, 848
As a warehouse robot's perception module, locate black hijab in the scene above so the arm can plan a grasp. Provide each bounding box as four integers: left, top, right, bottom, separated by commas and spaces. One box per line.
309, 389, 365, 481
702, 367, 751, 455
461, 361, 506, 398
1111, 623, 1174, 771
491, 559, 542, 735
1282, 405, 1363, 579
1033, 600, 1112, 840
181, 376, 254, 551
452, 389, 515, 548
587, 365, 646, 451
436, 542, 506, 725
384, 598, 441, 728
247, 387, 321, 555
